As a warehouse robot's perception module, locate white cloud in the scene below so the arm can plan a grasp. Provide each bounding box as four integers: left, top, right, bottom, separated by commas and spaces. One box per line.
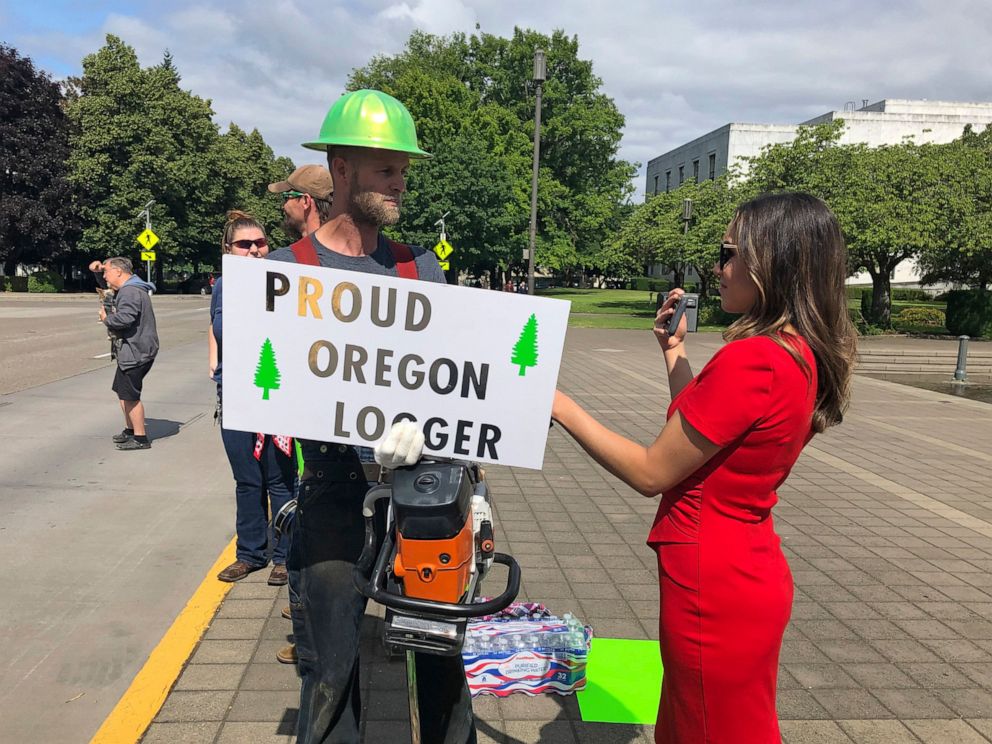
378, 0, 477, 35
9, 0, 992, 201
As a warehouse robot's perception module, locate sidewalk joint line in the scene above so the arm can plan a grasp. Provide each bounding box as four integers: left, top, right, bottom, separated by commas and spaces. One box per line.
805, 446, 992, 540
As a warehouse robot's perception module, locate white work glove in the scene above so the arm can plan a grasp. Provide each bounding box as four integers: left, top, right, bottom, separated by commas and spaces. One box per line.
374, 421, 425, 469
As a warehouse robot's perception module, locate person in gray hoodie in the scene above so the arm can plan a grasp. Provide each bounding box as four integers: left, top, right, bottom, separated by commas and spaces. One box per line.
100, 257, 159, 450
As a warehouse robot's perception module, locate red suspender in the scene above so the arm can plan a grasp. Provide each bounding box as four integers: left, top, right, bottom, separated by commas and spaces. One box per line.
290, 235, 320, 265
387, 239, 419, 280
290, 234, 419, 280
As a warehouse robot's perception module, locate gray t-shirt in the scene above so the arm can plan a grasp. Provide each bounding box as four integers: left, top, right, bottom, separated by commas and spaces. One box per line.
267, 231, 446, 460
267, 232, 446, 284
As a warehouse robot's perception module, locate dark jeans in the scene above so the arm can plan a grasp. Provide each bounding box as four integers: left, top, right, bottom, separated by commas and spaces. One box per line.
290, 441, 477, 744
220, 426, 295, 566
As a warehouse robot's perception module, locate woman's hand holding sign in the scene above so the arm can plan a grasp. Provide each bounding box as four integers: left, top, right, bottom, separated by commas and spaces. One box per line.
374, 421, 426, 469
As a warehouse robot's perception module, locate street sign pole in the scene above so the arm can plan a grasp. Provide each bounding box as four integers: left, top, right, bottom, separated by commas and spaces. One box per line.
432, 212, 454, 275
138, 200, 155, 284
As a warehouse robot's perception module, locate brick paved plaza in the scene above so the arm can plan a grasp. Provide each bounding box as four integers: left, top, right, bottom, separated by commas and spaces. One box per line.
142, 329, 992, 744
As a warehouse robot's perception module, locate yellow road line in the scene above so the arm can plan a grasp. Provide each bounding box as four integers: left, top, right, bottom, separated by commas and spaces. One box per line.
90, 539, 237, 744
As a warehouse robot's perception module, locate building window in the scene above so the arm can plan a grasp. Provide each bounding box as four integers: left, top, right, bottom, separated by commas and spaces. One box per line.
653, 175, 659, 195
692, 160, 699, 182
665, 171, 671, 192
678, 165, 684, 185
708, 153, 716, 180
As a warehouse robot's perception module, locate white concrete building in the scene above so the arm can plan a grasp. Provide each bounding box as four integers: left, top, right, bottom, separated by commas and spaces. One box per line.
644, 99, 992, 288
646, 99, 992, 194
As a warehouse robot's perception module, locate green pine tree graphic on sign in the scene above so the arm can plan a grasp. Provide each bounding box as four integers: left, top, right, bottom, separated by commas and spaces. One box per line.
511, 314, 539, 376
254, 338, 281, 400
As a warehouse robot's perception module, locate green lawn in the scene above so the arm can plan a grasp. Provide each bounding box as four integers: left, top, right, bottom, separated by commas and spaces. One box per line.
539, 288, 951, 334
537, 288, 658, 317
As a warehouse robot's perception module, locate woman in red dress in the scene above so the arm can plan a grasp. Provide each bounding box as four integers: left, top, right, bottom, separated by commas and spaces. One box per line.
552, 193, 857, 743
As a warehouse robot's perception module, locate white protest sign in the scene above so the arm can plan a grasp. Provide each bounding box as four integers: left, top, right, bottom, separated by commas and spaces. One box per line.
221, 254, 571, 469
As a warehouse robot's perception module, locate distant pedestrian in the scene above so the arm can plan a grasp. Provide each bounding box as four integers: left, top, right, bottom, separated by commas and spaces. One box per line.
100, 257, 158, 450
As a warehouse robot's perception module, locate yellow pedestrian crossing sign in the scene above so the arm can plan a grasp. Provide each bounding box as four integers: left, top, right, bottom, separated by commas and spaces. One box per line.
438, 260, 450, 271
137, 228, 159, 250
141, 251, 157, 262
433, 239, 453, 261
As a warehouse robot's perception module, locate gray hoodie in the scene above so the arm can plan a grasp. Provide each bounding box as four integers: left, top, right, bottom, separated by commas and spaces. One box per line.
104, 275, 159, 368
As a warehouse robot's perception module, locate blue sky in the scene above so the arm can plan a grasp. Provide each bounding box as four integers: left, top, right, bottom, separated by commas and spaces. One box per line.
3, 0, 989, 198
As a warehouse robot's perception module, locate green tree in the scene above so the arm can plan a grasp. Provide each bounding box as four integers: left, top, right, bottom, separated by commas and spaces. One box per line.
254, 338, 281, 399
612, 176, 737, 295
0, 44, 79, 275
511, 314, 539, 376
390, 127, 518, 284
214, 124, 296, 255
746, 122, 957, 327
350, 28, 635, 282
917, 128, 992, 290
66, 36, 294, 280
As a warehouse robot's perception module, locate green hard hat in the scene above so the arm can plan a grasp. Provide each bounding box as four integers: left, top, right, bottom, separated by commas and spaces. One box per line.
303, 89, 431, 158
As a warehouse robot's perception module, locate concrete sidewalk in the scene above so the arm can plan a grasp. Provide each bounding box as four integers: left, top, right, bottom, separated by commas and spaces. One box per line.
141, 329, 992, 744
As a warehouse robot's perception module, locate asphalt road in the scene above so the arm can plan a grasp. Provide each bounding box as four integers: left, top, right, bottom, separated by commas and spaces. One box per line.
0, 293, 236, 742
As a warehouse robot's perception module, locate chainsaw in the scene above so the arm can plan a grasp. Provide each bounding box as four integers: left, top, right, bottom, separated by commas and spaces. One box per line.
352, 458, 520, 657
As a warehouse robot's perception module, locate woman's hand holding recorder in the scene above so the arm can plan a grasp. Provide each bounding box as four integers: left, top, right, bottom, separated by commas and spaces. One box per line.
654, 289, 688, 351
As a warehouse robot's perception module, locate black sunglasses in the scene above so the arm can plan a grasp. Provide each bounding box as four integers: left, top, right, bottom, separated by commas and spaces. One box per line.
281, 190, 306, 201
228, 238, 269, 251
719, 242, 737, 270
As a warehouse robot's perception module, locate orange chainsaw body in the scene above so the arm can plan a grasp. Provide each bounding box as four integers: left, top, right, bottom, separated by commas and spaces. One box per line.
393, 510, 475, 603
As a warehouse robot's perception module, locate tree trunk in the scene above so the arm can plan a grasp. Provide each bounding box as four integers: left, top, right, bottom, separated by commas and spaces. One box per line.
694, 266, 710, 298
870, 269, 892, 329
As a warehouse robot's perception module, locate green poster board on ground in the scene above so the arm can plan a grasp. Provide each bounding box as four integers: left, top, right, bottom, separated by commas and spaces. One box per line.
577, 638, 663, 724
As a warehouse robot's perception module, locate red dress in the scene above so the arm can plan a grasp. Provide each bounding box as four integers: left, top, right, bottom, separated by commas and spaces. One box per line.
649, 334, 816, 744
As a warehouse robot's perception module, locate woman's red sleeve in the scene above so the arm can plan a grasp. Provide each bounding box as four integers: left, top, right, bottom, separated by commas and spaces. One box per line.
676, 339, 773, 447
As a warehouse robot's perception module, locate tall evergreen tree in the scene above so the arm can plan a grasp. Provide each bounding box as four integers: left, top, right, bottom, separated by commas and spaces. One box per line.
0, 44, 78, 275
66, 35, 295, 279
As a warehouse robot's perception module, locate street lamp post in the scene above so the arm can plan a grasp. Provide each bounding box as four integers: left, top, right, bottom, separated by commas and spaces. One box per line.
527, 49, 546, 295
681, 198, 693, 288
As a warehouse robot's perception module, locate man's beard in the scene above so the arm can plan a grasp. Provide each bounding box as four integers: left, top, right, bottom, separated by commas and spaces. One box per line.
281, 215, 303, 242
348, 188, 401, 227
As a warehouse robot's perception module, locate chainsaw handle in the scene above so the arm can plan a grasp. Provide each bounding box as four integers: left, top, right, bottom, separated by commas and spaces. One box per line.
353, 530, 521, 619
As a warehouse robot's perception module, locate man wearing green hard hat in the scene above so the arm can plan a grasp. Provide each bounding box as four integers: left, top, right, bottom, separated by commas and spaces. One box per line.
267, 90, 475, 744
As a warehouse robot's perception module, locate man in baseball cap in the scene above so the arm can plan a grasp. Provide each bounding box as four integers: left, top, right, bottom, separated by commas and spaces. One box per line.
267, 164, 333, 241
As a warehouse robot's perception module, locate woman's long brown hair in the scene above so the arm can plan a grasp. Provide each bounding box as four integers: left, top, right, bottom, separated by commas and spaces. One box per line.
221, 210, 266, 254
724, 192, 857, 432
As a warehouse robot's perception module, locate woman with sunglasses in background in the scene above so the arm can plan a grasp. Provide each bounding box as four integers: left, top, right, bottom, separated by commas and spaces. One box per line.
210, 210, 295, 586
552, 193, 857, 743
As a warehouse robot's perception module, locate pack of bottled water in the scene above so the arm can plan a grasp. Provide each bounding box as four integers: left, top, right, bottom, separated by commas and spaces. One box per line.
462, 609, 592, 697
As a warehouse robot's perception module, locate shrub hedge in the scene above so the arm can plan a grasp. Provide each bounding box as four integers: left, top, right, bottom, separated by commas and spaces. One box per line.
896, 306, 945, 326
2, 276, 29, 292
945, 290, 992, 338
27, 270, 64, 293
630, 276, 672, 292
